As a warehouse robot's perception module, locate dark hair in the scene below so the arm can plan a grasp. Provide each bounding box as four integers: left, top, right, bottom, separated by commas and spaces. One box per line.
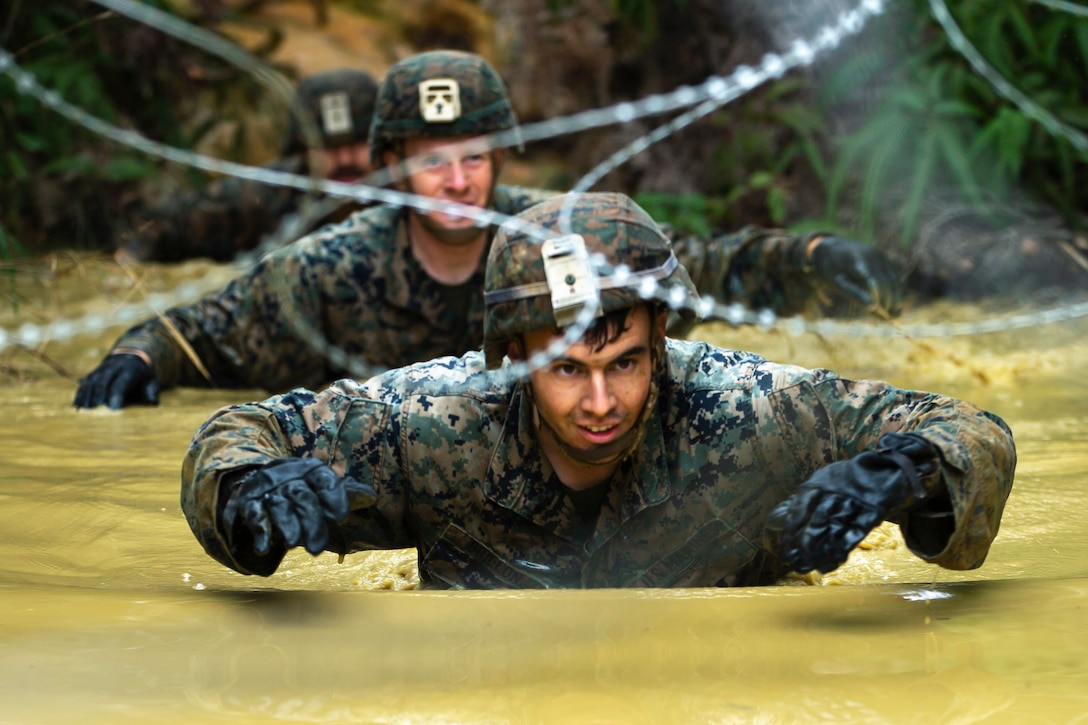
581, 306, 637, 353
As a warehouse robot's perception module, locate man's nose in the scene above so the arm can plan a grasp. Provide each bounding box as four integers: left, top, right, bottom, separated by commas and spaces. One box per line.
445, 159, 469, 189
582, 372, 615, 416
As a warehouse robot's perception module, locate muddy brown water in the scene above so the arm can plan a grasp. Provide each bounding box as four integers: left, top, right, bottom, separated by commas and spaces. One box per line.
1, 258, 1087, 723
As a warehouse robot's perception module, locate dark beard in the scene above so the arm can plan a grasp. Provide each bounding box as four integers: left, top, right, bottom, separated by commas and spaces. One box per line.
327, 166, 365, 183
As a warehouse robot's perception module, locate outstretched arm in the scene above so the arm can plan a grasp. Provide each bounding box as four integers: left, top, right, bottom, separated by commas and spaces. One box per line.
669, 226, 901, 327
182, 381, 406, 575
761, 373, 1015, 574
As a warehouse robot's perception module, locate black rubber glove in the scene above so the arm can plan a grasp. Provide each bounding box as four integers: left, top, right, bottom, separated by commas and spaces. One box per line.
809, 236, 902, 317
73, 353, 159, 410
221, 458, 378, 559
766, 432, 940, 574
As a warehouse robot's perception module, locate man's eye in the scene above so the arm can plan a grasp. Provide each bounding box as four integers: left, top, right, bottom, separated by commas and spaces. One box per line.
463, 153, 488, 166
613, 358, 637, 372
420, 156, 448, 170
554, 363, 579, 377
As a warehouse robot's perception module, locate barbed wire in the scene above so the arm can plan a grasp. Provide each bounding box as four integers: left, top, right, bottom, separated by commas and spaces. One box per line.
930, 0, 1088, 154
2, 0, 1087, 372
1029, 0, 1088, 17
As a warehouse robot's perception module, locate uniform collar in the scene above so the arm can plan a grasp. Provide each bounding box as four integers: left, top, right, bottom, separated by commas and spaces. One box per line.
386, 215, 487, 311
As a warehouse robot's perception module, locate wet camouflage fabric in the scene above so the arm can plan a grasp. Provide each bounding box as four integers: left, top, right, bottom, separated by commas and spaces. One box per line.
668, 225, 840, 334
119, 156, 365, 263
114, 184, 554, 391
111, 187, 863, 396
181, 340, 1017, 588
368, 50, 519, 166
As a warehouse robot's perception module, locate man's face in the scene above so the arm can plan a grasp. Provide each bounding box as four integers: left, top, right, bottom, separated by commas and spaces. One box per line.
315, 141, 372, 183
384, 136, 499, 232
519, 305, 659, 460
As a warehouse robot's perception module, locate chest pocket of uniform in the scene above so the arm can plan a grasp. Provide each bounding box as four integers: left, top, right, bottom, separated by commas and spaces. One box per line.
421, 523, 552, 590
616, 518, 760, 588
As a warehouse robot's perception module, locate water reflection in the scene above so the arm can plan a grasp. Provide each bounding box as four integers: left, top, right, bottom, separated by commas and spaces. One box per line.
2, 259, 1088, 722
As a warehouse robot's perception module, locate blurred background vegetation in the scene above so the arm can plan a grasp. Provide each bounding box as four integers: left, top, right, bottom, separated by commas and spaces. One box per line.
2, 0, 1086, 298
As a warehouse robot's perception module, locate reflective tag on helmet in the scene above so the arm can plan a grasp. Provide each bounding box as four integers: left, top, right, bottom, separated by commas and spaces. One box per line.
419, 79, 462, 123
319, 92, 353, 136
542, 234, 600, 328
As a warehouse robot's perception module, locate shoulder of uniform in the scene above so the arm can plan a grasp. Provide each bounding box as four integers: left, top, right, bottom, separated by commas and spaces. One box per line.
270, 203, 405, 260
664, 338, 839, 394
492, 185, 560, 214
364, 351, 512, 403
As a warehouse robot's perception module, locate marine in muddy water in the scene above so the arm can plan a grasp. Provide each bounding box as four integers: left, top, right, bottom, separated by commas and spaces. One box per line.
181, 191, 1016, 588
75, 50, 901, 411
115, 68, 380, 264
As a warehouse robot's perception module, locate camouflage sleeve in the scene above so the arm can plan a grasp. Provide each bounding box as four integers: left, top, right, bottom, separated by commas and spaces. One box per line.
119, 157, 307, 263
794, 371, 1017, 571
110, 240, 337, 392
669, 225, 825, 318
181, 379, 408, 575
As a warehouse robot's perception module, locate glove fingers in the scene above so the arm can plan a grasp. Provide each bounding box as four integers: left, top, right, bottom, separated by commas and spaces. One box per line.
240, 497, 274, 555
267, 488, 303, 549
143, 377, 160, 405
89, 369, 117, 410
303, 465, 350, 521
769, 489, 822, 569
807, 496, 862, 573
813, 500, 884, 573
791, 494, 842, 573
73, 378, 91, 408
108, 366, 138, 410
229, 459, 355, 559
833, 272, 874, 309
282, 481, 329, 555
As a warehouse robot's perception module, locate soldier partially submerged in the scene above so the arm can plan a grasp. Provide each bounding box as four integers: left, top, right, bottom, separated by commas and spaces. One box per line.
118, 68, 379, 263
181, 192, 1016, 588
75, 50, 903, 411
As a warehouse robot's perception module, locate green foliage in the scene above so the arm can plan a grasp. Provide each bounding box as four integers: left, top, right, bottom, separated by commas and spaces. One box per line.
1, 2, 180, 252
633, 192, 726, 237
687, 77, 833, 233
820, 0, 1088, 247
0, 0, 273, 255
634, 78, 835, 237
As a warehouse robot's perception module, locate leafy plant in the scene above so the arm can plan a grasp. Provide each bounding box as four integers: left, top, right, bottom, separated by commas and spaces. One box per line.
633, 192, 726, 236
0, 0, 282, 255
819, 0, 1088, 247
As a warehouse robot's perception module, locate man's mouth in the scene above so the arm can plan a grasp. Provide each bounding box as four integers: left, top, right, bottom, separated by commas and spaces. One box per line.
577, 422, 622, 444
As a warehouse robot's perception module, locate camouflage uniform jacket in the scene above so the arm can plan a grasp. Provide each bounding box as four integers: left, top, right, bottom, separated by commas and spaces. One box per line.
112, 184, 840, 395
114, 184, 555, 392
119, 156, 365, 263
181, 340, 1016, 588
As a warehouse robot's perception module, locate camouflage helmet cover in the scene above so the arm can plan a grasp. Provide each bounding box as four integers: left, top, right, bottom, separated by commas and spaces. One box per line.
368, 50, 519, 167
282, 68, 379, 156
483, 192, 699, 368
